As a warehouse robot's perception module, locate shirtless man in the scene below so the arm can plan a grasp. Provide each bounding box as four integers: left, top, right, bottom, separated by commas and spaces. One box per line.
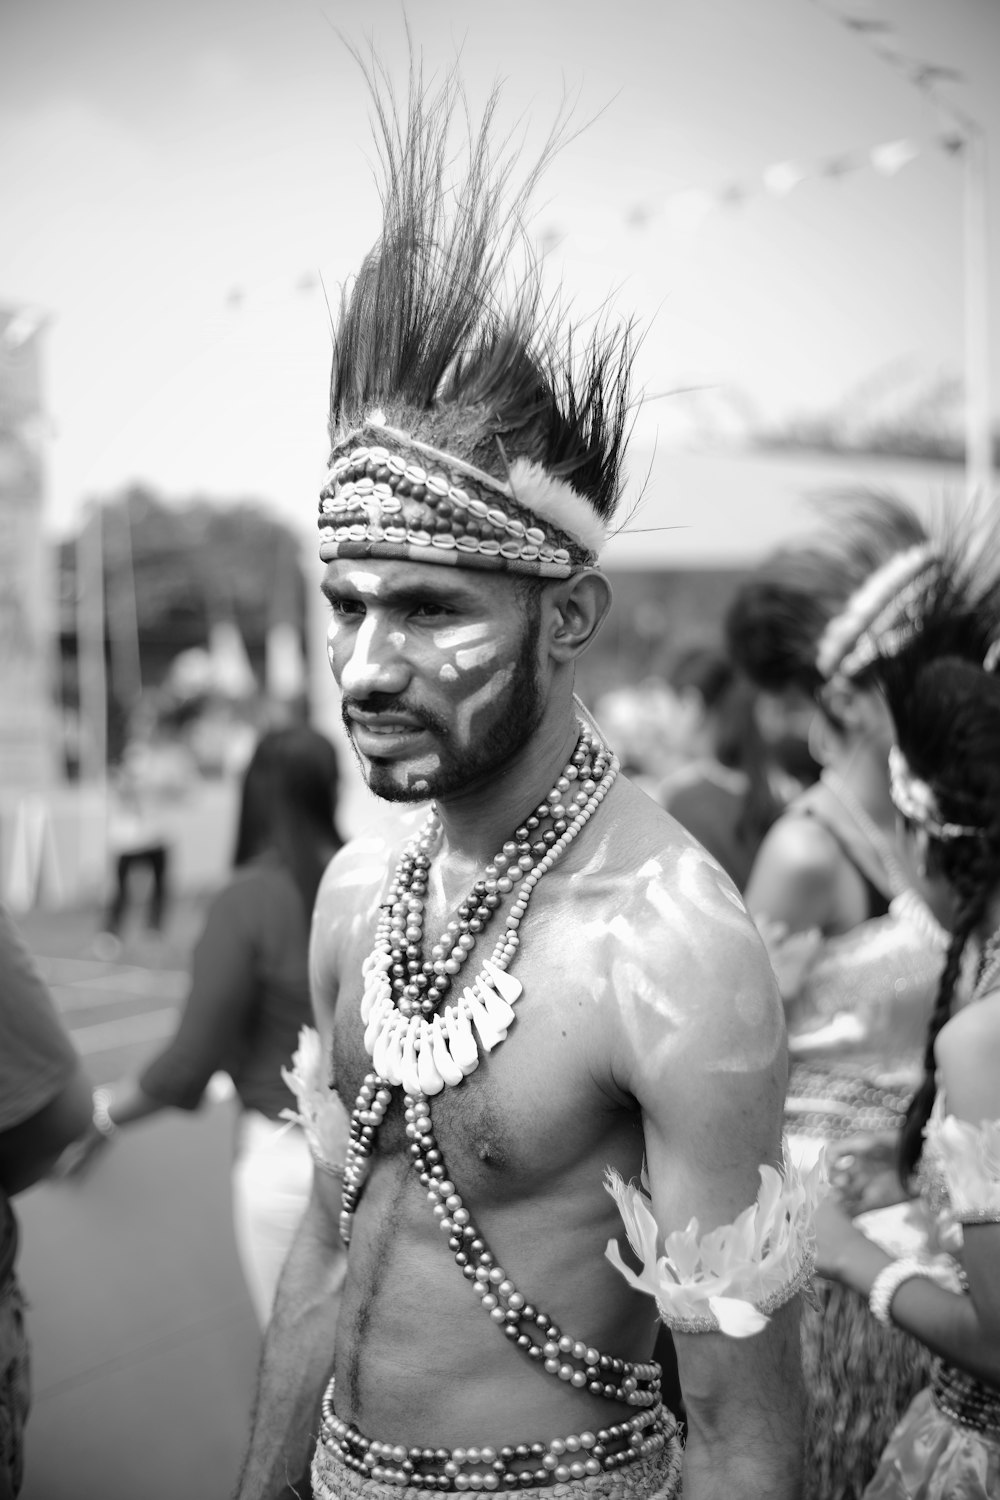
236, 64, 811, 1500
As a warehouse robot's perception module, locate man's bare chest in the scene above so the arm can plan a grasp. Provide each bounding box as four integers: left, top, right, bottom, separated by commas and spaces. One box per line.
331, 934, 634, 1205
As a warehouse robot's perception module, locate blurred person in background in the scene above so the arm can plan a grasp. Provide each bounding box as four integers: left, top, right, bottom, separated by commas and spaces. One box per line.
0, 901, 92, 1498
657, 643, 782, 891
66, 725, 343, 1327
591, 679, 680, 793
815, 615, 1000, 1497
727, 493, 949, 1500
95, 714, 196, 959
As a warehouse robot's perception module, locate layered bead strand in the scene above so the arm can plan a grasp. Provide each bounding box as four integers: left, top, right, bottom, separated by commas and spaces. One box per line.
406, 1094, 661, 1406
321, 1377, 667, 1491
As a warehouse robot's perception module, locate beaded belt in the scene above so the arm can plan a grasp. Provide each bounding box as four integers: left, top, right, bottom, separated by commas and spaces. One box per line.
931, 1359, 1000, 1439
316, 1376, 680, 1492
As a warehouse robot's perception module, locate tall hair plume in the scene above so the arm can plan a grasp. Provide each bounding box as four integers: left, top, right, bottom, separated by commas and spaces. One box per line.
327, 43, 635, 529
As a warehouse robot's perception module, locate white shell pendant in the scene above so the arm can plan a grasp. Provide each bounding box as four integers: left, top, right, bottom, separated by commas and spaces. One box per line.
417, 1020, 446, 1095
443, 1003, 480, 1075
400, 1025, 422, 1097
364, 991, 393, 1056
474, 975, 515, 1031
430, 1015, 465, 1086
360, 952, 392, 1023
481, 959, 522, 1005
465, 986, 508, 1052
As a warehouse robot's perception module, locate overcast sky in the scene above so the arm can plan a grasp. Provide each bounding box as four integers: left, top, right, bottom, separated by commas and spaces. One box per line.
2, 0, 998, 537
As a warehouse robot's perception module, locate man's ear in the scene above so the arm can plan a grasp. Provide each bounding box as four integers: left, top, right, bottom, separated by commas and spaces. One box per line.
543, 570, 613, 663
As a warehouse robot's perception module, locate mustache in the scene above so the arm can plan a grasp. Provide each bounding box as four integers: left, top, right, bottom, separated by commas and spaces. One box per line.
340, 695, 450, 738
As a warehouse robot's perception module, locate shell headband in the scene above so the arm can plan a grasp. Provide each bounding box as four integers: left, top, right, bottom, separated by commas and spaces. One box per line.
888, 745, 983, 841
816, 543, 940, 684
318, 416, 604, 579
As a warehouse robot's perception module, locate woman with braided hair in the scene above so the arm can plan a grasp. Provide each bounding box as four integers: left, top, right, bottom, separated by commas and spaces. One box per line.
727, 494, 948, 1499
814, 654, 1000, 1498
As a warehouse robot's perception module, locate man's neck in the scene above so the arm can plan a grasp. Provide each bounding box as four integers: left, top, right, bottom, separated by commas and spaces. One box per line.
434, 707, 583, 870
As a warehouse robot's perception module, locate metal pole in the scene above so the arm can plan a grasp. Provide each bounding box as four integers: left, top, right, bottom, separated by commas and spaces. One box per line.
76, 504, 108, 786
962, 128, 993, 503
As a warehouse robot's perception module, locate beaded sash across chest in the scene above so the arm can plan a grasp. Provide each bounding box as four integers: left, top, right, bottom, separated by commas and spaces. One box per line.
330, 723, 672, 1492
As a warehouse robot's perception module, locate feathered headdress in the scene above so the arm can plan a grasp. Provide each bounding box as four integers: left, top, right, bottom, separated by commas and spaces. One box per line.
317, 52, 635, 579
871, 506, 1000, 710
802, 490, 930, 684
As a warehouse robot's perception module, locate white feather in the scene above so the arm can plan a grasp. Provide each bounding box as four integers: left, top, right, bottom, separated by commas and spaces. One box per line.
507, 458, 607, 557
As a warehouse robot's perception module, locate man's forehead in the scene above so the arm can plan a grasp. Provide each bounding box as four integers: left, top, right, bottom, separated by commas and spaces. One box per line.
323, 558, 514, 603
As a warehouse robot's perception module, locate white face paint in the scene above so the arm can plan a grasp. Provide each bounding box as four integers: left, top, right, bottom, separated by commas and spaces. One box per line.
349, 571, 385, 596
439, 664, 459, 682
339, 612, 382, 696
455, 641, 501, 671
428, 622, 492, 651
453, 663, 516, 745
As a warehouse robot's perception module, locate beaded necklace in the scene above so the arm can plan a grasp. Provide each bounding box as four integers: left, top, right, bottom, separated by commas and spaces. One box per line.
341, 721, 616, 1240
330, 722, 669, 1492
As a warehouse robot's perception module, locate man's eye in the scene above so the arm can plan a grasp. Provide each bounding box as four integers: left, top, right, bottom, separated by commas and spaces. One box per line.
329, 598, 365, 619
412, 602, 452, 619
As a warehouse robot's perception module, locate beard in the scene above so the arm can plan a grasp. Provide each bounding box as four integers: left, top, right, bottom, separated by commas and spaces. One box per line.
342, 619, 545, 804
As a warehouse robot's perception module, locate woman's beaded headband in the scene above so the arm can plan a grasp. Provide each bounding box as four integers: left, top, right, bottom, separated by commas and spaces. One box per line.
816, 543, 939, 685
888, 745, 984, 842
318, 418, 604, 579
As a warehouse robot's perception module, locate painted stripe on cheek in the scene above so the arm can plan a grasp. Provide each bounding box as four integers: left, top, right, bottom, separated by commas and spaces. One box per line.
455, 642, 500, 670
454, 664, 516, 742
430, 623, 492, 650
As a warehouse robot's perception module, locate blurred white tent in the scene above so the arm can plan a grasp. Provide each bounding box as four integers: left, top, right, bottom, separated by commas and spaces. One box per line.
207, 618, 256, 698
265, 620, 306, 701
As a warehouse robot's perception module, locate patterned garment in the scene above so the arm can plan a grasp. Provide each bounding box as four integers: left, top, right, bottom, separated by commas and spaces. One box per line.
786, 902, 944, 1500
0, 1274, 30, 1500
862, 1095, 1000, 1499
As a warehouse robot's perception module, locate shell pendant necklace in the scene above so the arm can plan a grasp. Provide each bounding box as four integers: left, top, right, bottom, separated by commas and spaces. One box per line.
340, 721, 619, 1242
360, 721, 617, 1094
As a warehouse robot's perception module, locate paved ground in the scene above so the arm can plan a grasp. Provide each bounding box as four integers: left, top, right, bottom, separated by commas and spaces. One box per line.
12, 897, 262, 1500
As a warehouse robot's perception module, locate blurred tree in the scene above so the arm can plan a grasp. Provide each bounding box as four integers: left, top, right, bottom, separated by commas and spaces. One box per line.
756, 362, 1000, 463
58, 487, 308, 762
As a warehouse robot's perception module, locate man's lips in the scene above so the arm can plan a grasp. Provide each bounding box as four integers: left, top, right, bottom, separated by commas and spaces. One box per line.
345, 711, 432, 754
345, 711, 426, 735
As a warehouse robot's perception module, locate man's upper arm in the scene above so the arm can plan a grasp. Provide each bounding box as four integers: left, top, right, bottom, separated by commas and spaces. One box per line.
611, 884, 805, 1488
631, 906, 788, 1237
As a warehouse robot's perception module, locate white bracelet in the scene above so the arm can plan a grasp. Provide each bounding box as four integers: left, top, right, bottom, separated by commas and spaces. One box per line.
869, 1256, 941, 1327
92, 1086, 119, 1140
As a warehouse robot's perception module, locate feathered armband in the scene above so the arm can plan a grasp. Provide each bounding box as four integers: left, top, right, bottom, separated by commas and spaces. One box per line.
928, 1106, 1000, 1229
280, 1027, 351, 1180
605, 1146, 826, 1337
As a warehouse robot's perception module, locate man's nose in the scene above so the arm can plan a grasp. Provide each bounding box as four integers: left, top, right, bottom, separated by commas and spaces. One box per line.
336, 614, 410, 698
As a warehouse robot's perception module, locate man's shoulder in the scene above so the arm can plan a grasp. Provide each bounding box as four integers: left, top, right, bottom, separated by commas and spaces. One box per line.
314, 808, 428, 927
582, 778, 769, 979
585, 781, 783, 1070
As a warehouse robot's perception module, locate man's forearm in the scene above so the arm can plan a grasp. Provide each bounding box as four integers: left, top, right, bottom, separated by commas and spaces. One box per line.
234, 1198, 345, 1500
682, 1421, 804, 1500
678, 1304, 805, 1500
